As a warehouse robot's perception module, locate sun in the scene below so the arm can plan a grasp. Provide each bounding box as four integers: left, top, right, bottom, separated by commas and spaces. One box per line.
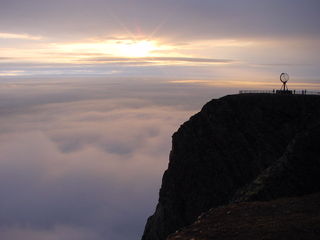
116, 40, 157, 58
49, 39, 163, 62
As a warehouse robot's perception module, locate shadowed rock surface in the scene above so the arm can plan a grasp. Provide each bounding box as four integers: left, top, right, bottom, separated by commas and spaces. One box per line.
232, 123, 320, 202
167, 193, 320, 240
141, 94, 320, 240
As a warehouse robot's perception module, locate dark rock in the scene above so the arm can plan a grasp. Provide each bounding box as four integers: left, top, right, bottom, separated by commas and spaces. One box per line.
232, 123, 320, 202
167, 192, 320, 240
141, 94, 320, 240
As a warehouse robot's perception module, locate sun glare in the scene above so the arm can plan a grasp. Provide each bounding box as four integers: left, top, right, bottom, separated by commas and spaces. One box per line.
51, 39, 160, 59
117, 40, 156, 58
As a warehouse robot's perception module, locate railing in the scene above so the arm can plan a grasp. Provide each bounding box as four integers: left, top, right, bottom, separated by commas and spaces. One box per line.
239, 90, 274, 94
239, 90, 320, 96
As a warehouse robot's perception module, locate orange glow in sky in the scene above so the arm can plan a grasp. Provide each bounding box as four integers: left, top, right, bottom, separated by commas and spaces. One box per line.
51, 39, 164, 58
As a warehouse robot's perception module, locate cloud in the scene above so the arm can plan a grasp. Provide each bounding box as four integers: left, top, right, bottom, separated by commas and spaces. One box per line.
0, 70, 26, 76
0, 72, 318, 240
0, 32, 43, 40
0, 226, 103, 240
81, 57, 233, 65
1, 0, 319, 40
1, 1, 319, 80
0, 78, 214, 240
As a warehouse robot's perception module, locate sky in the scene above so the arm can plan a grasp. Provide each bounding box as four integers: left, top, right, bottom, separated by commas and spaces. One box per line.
0, 1, 320, 240
0, 0, 320, 86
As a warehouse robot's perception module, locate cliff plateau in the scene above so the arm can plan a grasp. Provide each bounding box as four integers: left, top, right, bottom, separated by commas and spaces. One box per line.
141, 94, 320, 240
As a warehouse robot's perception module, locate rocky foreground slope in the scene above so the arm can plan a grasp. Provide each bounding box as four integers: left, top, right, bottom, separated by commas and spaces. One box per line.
167, 193, 320, 240
141, 94, 320, 240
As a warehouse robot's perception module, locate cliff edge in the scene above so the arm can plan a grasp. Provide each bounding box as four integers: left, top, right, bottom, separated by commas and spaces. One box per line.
141, 94, 320, 240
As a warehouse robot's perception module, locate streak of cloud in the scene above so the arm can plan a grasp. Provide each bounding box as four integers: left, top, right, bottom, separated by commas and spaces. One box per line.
80, 57, 233, 64
0, 32, 43, 40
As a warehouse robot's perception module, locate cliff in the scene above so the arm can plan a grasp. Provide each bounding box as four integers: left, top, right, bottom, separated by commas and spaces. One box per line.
141, 94, 320, 240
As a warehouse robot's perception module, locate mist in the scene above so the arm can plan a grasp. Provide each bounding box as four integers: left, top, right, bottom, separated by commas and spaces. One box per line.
0, 77, 234, 240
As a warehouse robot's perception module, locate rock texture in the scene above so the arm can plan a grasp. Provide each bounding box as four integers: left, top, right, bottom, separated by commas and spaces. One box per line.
233, 123, 320, 202
167, 193, 320, 240
141, 94, 320, 240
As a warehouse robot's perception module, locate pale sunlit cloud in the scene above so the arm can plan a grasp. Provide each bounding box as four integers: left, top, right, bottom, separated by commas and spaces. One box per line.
79, 57, 233, 65
1, 34, 320, 80
0, 37, 240, 66
0, 32, 43, 40
0, 70, 26, 76
50, 39, 173, 58
0, 37, 176, 64
169, 77, 320, 90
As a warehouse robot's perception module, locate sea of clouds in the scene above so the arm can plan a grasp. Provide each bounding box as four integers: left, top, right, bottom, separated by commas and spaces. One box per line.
0, 77, 232, 240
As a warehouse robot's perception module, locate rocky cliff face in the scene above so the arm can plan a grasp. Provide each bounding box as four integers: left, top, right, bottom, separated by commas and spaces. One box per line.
232, 123, 320, 202
141, 94, 320, 240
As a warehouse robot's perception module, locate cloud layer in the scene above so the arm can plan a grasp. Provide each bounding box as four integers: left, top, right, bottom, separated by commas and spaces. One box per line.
0, 78, 234, 240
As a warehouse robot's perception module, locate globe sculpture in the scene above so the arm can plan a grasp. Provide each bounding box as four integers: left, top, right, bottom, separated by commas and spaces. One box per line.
280, 72, 289, 91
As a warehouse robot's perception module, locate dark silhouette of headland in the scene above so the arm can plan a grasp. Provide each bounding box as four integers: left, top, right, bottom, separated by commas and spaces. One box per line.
141, 75, 320, 240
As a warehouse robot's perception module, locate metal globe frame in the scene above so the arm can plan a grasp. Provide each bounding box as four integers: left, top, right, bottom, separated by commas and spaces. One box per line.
280, 73, 289, 91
